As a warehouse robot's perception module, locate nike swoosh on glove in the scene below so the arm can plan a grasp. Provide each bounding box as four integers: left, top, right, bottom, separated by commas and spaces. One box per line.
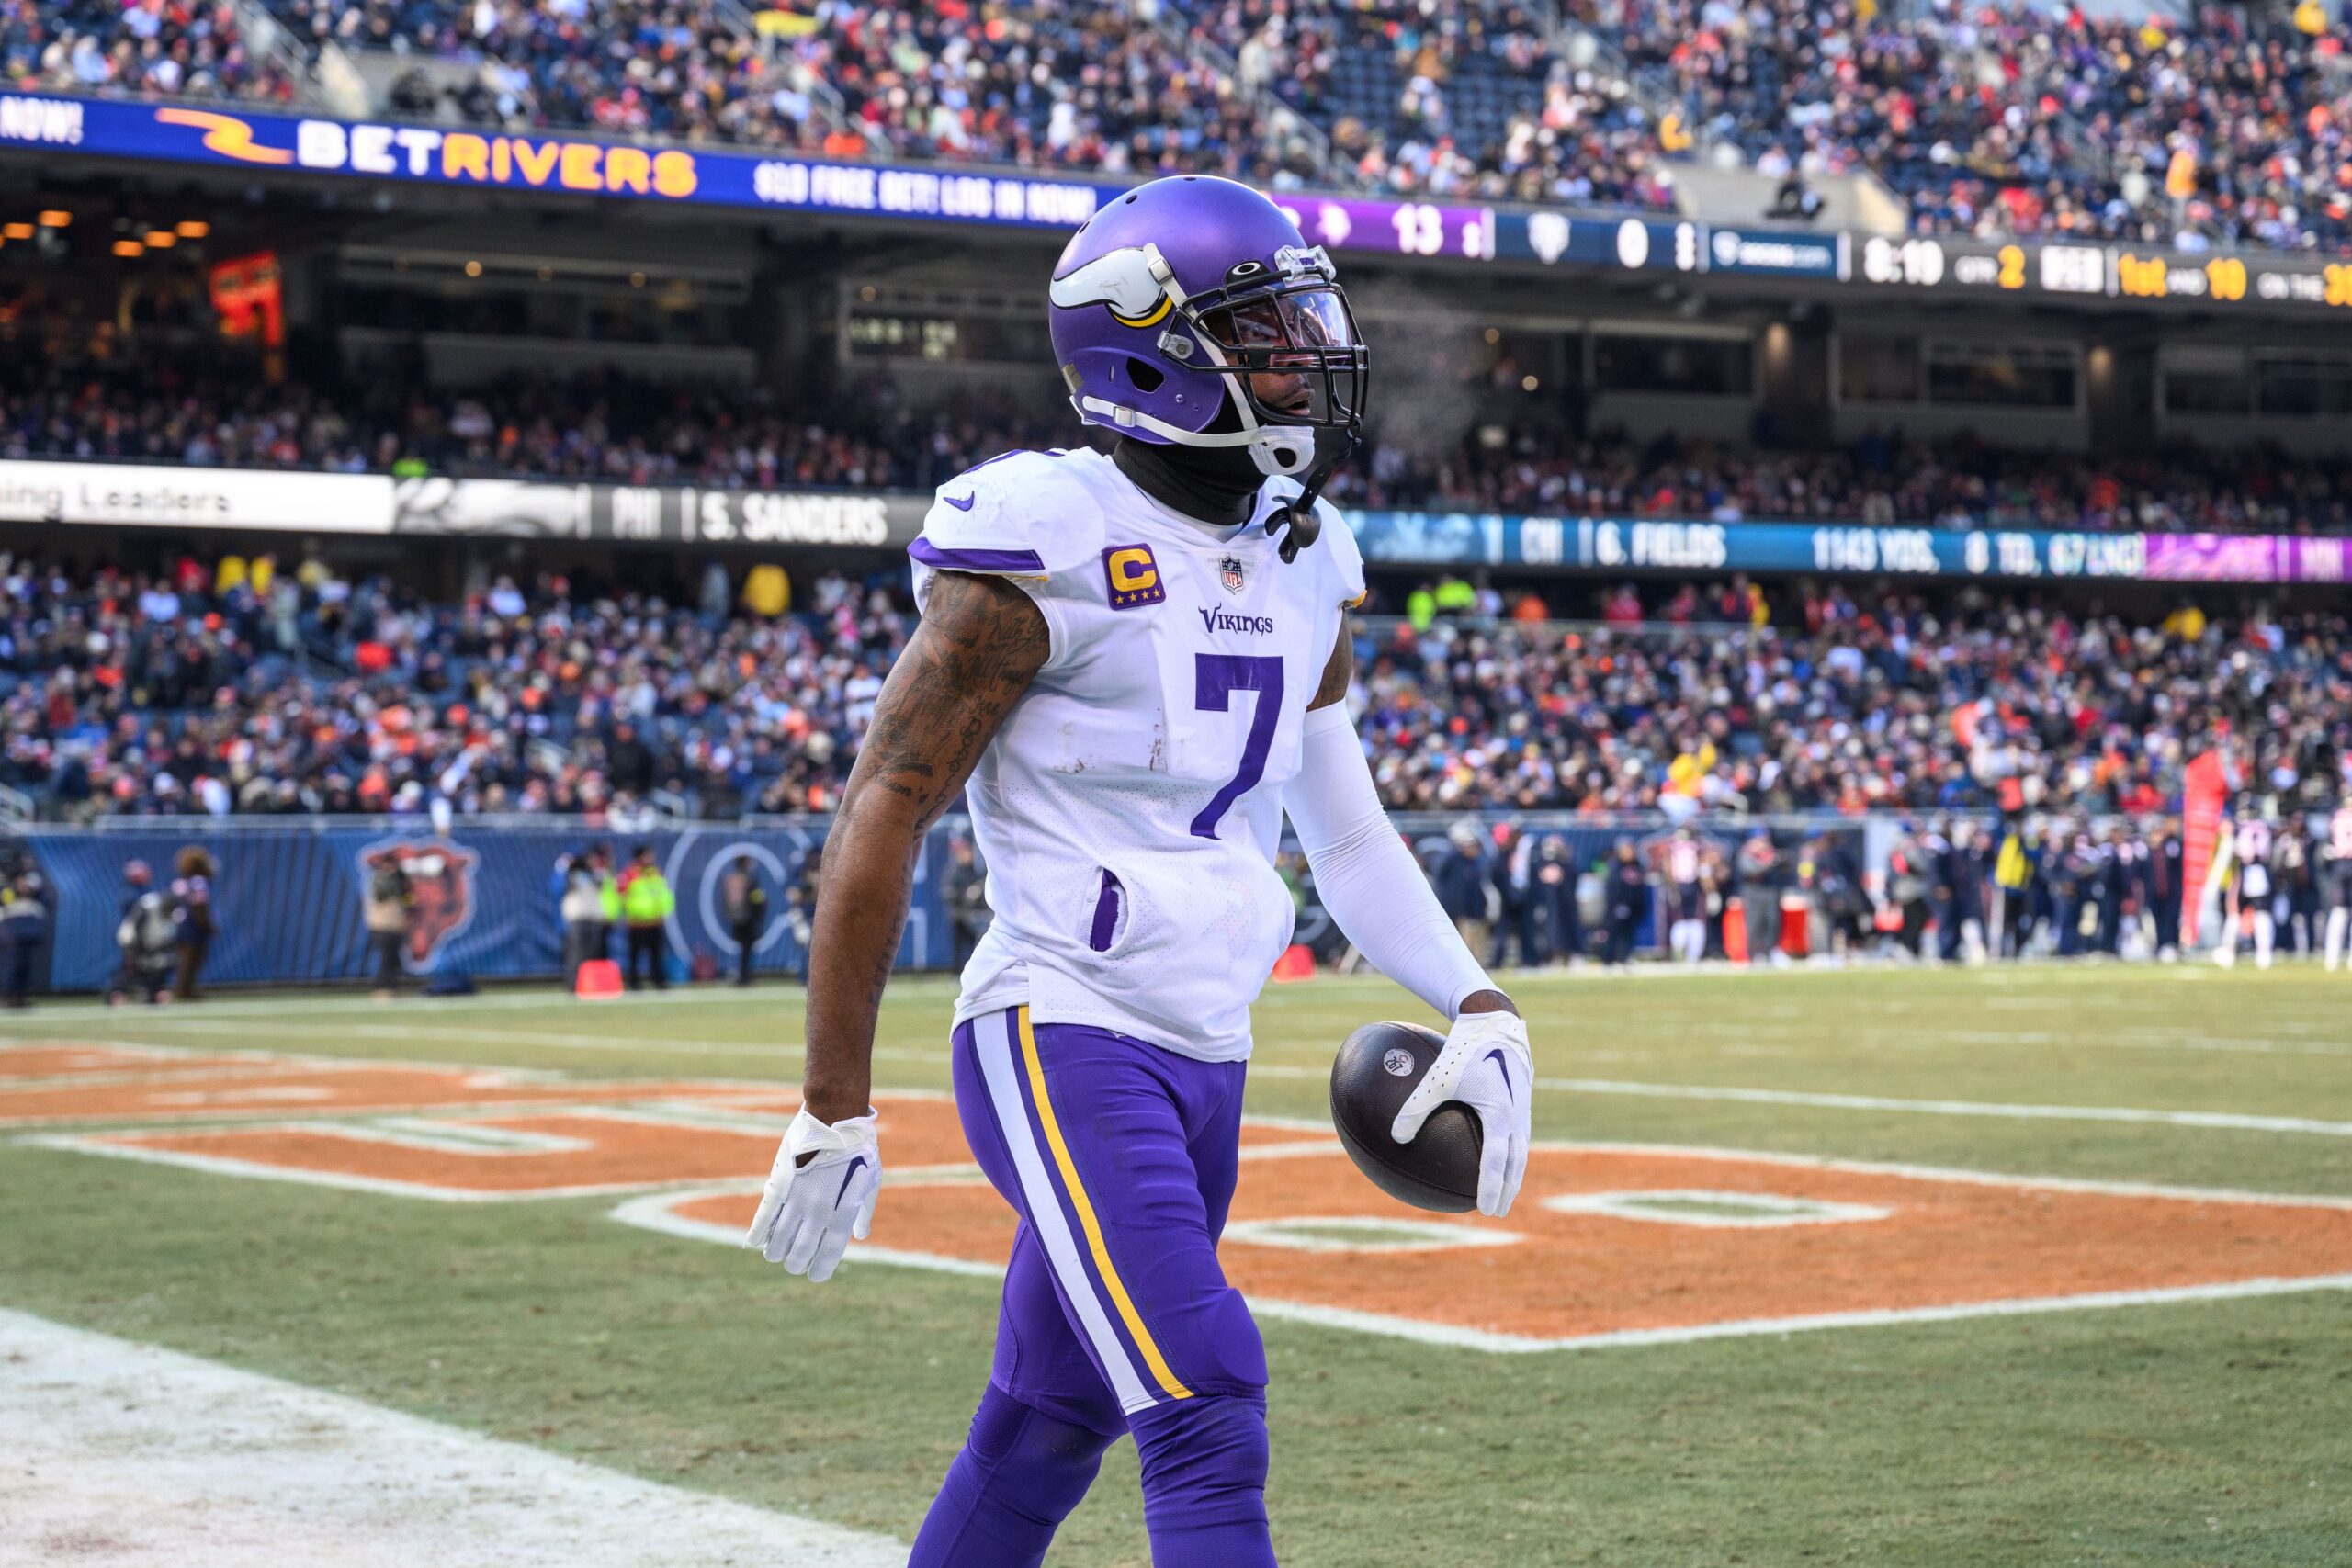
744, 1106, 880, 1283
1390, 1011, 1532, 1217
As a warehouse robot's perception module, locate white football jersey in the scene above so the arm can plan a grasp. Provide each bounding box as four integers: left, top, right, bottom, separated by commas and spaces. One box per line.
909, 447, 1363, 1062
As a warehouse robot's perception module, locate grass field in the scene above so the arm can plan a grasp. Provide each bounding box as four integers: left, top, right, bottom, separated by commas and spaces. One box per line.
4, 964, 2349, 1565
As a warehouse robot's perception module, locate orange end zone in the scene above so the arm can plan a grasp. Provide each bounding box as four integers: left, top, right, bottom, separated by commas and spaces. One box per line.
641, 1141, 2352, 1351
23, 1057, 2352, 1352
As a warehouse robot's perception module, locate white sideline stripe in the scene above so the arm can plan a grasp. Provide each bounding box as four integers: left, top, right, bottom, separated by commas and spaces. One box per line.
1537, 1077, 2352, 1137
971, 1010, 1155, 1412
0, 1307, 904, 1568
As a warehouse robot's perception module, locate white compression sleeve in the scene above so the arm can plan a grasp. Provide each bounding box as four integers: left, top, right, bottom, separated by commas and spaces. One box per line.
1284, 703, 1494, 1019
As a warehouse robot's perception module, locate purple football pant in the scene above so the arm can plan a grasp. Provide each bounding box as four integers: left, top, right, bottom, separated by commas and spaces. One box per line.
908, 1005, 1275, 1568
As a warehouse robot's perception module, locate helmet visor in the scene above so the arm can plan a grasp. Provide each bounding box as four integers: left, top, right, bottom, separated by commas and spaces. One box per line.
1192, 282, 1367, 428
1200, 287, 1359, 360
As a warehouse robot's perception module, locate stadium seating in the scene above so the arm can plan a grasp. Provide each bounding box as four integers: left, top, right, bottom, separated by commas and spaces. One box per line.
1353, 587, 2344, 819
16, 0, 2352, 247
0, 358, 1057, 490
1174, 0, 1673, 204
6, 0, 297, 104
5, 558, 2336, 827
1574, 0, 2352, 249
0, 557, 910, 818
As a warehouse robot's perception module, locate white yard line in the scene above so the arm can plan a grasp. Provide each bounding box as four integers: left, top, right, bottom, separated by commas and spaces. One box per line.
1240, 1057, 2352, 1135
1537, 1078, 2352, 1137
1546, 1140, 2352, 1211
96, 1016, 957, 1067
0, 1308, 904, 1568
0, 979, 961, 1030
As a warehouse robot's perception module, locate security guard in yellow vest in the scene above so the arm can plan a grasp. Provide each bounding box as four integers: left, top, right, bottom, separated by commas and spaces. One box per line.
617, 845, 676, 990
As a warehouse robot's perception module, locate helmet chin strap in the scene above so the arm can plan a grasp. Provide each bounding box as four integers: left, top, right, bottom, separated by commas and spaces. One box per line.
1259, 426, 1357, 564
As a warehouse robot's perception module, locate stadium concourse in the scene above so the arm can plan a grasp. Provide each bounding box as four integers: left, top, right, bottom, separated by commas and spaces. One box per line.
11, 0, 2352, 250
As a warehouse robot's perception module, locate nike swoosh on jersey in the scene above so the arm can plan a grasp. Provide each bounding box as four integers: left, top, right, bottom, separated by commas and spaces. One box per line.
943, 492, 977, 511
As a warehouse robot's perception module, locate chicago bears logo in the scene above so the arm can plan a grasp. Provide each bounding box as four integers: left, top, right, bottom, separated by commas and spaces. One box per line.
356, 839, 480, 969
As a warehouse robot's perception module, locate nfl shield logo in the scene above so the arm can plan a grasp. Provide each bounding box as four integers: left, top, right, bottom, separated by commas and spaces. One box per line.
1219, 556, 1246, 595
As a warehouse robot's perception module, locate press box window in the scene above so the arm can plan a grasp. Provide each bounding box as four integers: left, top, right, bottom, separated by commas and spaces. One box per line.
1923, 342, 2077, 409
1835, 334, 1921, 404
2255, 356, 2352, 418
1593, 333, 1753, 396
2161, 358, 2254, 415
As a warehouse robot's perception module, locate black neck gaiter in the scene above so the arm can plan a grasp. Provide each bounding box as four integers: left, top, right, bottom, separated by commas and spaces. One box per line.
1112, 435, 1267, 529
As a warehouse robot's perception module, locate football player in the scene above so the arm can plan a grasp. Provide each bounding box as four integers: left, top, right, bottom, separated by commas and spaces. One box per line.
746, 176, 1533, 1567
2324, 796, 2352, 971
2219, 799, 2275, 969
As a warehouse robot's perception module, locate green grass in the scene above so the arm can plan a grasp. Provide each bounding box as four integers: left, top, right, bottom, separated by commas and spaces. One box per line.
4, 965, 2349, 1564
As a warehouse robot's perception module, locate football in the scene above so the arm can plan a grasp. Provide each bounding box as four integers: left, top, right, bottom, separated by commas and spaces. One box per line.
1329, 1021, 1483, 1213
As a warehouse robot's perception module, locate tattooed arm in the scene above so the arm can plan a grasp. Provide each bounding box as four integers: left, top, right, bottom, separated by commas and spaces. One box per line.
798, 571, 1050, 1124
1306, 621, 1354, 711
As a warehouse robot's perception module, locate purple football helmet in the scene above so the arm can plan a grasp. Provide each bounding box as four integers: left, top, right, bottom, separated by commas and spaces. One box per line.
1048, 175, 1368, 484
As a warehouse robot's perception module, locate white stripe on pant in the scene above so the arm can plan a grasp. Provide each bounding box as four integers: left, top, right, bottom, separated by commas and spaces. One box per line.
970, 1008, 1157, 1414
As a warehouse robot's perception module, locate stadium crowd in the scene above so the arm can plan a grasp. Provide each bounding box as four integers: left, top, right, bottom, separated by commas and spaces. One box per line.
16, 0, 2352, 249
0, 554, 2342, 837
1579, 0, 2352, 250
0, 358, 1057, 492
0, 552, 910, 819
13, 355, 2352, 536
1356, 577, 2347, 823
5, 0, 297, 105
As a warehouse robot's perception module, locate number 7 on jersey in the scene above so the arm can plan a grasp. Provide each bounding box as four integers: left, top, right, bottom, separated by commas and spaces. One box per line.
1189, 653, 1284, 839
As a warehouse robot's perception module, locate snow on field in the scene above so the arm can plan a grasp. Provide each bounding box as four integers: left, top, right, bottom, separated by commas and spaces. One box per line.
0, 1310, 903, 1567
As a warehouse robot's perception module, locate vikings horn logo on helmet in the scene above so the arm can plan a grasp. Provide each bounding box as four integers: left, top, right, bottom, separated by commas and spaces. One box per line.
1047, 245, 1176, 329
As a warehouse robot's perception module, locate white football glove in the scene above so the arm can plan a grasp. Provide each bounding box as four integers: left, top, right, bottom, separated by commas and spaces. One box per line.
1391, 1010, 1532, 1218
743, 1106, 880, 1283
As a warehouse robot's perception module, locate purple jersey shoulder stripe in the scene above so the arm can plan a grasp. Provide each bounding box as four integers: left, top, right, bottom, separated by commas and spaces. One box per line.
909, 538, 1046, 573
